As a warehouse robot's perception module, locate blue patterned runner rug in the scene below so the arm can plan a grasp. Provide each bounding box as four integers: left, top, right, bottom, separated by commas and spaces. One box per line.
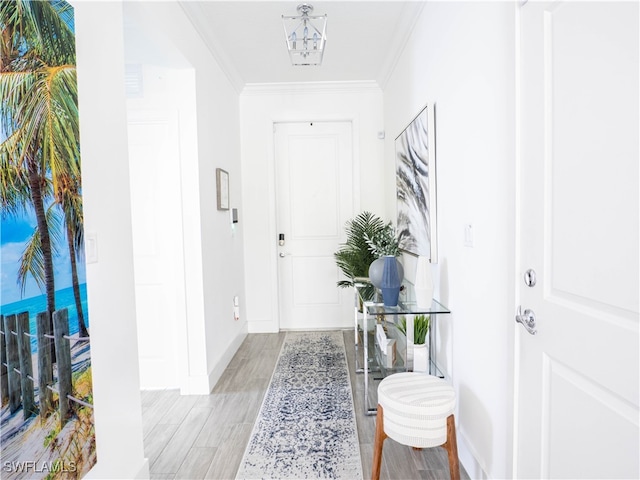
236, 331, 363, 479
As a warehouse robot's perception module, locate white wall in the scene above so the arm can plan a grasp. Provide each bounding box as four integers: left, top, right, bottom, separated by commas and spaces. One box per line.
240, 83, 385, 333
121, 2, 247, 393
75, 0, 246, 476
383, 3, 517, 478
74, 2, 147, 478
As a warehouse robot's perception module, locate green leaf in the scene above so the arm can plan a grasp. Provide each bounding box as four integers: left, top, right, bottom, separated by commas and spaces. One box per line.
334, 211, 389, 301
397, 314, 430, 344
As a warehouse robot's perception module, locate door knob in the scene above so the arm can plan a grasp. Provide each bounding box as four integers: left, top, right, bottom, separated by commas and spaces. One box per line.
279, 252, 289, 258
516, 305, 537, 335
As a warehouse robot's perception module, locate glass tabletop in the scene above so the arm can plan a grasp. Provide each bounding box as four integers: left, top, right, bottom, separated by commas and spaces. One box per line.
354, 281, 451, 316
364, 297, 450, 316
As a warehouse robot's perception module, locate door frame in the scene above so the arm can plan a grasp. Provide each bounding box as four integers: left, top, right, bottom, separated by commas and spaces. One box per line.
127, 110, 185, 389
511, 3, 524, 476
125, 68, 197, 394
266, 115, 361, 332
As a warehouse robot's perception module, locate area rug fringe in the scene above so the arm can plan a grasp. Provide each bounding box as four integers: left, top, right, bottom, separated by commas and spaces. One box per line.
236, 331, 363, 480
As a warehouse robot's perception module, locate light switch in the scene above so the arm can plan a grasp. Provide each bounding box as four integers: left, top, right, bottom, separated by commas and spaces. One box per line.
86, 232, 98, 263
233, 296, 240, 321
464, 224, 474, 248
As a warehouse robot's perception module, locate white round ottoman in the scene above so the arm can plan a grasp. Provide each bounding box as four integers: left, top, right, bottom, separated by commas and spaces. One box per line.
371, 372, 460, 480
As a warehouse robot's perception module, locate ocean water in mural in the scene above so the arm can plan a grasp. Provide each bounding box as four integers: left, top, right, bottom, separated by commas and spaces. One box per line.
0, 1, 97, 478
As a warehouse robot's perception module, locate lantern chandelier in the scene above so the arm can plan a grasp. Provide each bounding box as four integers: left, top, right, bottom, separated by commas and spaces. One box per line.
282, 4, 327, 66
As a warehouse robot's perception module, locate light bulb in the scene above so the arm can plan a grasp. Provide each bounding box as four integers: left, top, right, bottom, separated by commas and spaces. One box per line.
291, 31, 297, 50
313, 32, 318, 50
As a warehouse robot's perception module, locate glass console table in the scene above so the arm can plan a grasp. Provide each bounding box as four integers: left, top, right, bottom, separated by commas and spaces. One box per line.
353, 280, 451, 415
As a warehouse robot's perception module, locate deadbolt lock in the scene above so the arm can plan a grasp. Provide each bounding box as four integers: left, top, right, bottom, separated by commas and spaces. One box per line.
524, 269, 536, 287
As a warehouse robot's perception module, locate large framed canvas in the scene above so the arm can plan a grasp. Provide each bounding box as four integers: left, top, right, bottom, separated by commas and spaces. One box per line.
395, 104, 438, 261
0, 2, 97, 477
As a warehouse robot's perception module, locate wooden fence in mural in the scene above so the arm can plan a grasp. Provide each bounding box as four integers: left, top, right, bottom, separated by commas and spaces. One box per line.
0, 309, 93, 427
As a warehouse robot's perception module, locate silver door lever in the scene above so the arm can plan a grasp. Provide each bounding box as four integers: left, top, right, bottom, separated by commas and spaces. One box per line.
516, 305, 537, 335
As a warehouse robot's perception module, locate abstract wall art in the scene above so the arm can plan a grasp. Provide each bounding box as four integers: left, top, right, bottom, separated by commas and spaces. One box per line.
395, 104, 438, 261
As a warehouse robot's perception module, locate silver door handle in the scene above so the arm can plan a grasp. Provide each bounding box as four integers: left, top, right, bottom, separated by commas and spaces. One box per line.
279, 252, 290, 258
516, 305, 537, 335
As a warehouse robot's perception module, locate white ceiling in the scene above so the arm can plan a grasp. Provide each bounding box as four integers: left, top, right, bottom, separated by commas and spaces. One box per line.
178, 1, 425, 90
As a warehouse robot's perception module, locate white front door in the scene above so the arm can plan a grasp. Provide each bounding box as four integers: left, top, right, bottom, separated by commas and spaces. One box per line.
274, 121, 355, 330
516, 2, 639, 478
127, 109, 187, 389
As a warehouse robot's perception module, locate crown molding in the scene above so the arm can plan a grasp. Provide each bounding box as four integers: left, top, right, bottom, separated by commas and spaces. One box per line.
377, 1, 426, 91
179, 1, 245, 94
241, 80, 382, 97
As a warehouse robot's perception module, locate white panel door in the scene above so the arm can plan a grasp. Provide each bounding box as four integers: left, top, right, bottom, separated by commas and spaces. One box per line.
517, 2, 639, 478
127, 109, 187, 389
275, 122, 354, 330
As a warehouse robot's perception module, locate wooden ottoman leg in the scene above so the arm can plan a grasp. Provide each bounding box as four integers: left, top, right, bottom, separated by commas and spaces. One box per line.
371, 405, 388, 480
443, 414, 460, 480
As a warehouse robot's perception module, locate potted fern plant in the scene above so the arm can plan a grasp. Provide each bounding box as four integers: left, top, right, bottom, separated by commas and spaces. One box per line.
398, 314, 430, 372
334, 211, 387, 301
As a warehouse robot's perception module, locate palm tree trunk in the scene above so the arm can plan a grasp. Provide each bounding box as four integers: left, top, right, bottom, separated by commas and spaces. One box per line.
27, 163, 56, 361
66, 221, 88, 338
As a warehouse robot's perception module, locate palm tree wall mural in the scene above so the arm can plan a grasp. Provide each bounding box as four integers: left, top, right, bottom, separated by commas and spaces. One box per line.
1, 1, 96, 476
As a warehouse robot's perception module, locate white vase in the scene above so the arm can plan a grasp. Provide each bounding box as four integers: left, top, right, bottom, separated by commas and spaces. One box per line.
413, 343, 429, 373
414, 255, 434, 308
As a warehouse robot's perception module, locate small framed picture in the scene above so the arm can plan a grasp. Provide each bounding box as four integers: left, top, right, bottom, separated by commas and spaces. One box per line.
216, 168, 229, 210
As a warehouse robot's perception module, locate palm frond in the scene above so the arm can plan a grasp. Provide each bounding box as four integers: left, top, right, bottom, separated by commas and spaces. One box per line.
0, 132, 30, 216
17, 228, 45, 295
334, 211, 385, 281
45, 202, 63, 249
15, 201, 62, 298
57, 174, 84, 257
0, 0, 76, 67
334, 212, 391, 303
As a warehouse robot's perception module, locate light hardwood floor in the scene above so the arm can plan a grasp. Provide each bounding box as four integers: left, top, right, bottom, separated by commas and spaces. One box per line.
141, 331, 469, 480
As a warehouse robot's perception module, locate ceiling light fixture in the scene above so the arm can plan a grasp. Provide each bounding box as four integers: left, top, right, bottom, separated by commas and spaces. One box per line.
282, 4, 327, 66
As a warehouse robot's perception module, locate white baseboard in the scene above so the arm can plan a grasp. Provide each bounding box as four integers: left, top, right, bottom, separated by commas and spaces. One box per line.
459, 429, 489, 479
182, 374, 211, 395
176, 331, 248, 395
85, 457, 149, 479
248, 321, 279, 333
135, 459, 150, 479
207, 330, 248, 391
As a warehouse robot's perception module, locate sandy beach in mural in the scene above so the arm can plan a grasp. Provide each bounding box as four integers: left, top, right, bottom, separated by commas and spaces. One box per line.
1, 341, 95, 479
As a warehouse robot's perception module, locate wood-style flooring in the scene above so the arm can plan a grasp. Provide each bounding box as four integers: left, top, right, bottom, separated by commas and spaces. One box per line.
141, 330, 470, 479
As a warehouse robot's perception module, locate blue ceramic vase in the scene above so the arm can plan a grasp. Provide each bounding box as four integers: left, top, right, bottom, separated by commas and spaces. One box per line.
368, 257, 404, 289
381, 256, 401, 307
